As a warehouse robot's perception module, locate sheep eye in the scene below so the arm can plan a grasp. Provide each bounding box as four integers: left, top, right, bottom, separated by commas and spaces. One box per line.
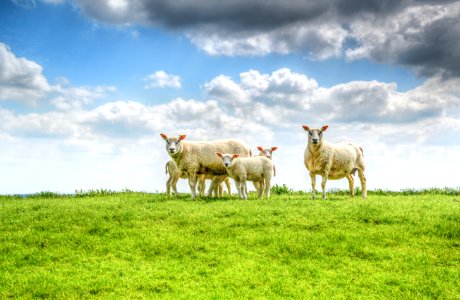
308, 131, 312, 136
319, 132, 322, 136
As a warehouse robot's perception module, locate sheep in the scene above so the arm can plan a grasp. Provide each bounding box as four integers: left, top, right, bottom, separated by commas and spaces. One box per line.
165, 159, 232, 196
303, 125, 367, 200
165, 160, 186, 195
257, 146, 278, 160
160, 134, 251, 199
253, 146, 278, 194
216, 152, 274, 199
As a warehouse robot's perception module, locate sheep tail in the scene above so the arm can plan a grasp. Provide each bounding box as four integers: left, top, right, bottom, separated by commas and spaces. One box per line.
359, 147, 364, 157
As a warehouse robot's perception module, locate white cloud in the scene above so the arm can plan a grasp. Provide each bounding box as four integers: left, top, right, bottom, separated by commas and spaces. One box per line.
41, 0, 65, 4
1, 54, 459, 193
0, 43, 52, 102
12, 0, 37, 9
50, 84, 116, 110
188, 23, 347, 59
144, 70, 182, 89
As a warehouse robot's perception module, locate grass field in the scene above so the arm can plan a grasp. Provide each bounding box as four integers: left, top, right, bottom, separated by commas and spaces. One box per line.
1, 189, 459, 299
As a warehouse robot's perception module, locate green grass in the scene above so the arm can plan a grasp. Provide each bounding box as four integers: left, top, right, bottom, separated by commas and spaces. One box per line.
1, 191, 459, 299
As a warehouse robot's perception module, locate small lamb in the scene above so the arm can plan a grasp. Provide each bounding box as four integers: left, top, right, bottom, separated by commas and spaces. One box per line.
253, 146, 278, 193
165, 159, 187, 195
303, 125, 367, 200
257, 146, 278, 160
216, 152, 273, 199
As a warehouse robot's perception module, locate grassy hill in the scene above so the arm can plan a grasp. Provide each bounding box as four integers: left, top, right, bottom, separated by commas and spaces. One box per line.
1, 190, 459, 299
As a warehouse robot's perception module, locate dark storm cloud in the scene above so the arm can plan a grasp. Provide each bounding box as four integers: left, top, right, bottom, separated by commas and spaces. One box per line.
78, 0, 454, 28
394, 15, 460, 77
75, 0, 460, 78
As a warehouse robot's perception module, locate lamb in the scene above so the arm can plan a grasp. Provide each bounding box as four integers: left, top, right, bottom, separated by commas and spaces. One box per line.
253, 146, 278, 193
257, 146, 278, 160
303, 125, 367, 200
165, 160, 187, 195
216, 152, 274, 199
165, 159, 231, 196
160, 134, 251, 199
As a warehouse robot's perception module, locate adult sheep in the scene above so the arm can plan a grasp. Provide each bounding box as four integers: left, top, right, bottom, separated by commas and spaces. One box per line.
160, 134, 251, 199
303, 125, 367, 200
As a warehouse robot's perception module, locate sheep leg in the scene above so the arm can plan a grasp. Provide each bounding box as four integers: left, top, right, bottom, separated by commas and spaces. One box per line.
166, 176, 172, 195
253, 182, 260, 196
346, 174, 355, 197
188, 173, 198, 200
208, 176, 225, 197
358, 169, 367, 199
257, 180, 264, 198
235, 179, 244, 199
321, 173, 328, 200
167, 173, 180, 195
214, 183, 221, 197
264, 177, 271, 198
224, 178, 232, 195
217, 183, 223, 197
172, 174, 180, 195
241, 179, 248, 200
309, 172, 316, 200
197, 175, 205, 197
207, 177, 219, 197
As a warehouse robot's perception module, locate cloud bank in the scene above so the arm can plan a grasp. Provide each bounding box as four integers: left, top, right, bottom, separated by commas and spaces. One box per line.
72, 0, 460, 77
1, 45, 459, 148
1, 43, 460, 193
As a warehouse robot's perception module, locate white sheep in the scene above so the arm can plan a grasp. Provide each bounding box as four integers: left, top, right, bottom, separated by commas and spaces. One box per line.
303, 125, 367, 200
165, 159, 186, 195
160, 134, 251, 199
257, 146, 278, 160
216, 152, 274, 199
253, 146, 278, 193
165, 159, 231, 196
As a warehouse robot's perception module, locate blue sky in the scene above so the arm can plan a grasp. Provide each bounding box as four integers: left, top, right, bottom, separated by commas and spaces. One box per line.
1, 0, 459, 194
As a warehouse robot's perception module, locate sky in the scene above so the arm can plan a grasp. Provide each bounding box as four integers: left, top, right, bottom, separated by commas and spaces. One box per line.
0, 0, 459, 194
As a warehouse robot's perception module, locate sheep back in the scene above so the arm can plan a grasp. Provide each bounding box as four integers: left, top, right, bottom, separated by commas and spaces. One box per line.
305, 141, 364, 180
175, 139, 251, 176
228, 156, 273, 182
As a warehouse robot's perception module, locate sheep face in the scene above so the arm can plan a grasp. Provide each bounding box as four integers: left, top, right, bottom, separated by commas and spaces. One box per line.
160, 134, 186, 156
302, 125, 328, 145
216, 152, 239, 168
257, 146, 278, 159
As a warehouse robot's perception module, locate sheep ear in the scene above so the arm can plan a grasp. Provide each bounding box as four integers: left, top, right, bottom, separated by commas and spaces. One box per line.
271, 146, 278, 152
216, 152, 222, 157
160, 133, 168, 140
302, 125, 310, 131
257, 146, 263, 152
232, 154, 239, 159
321, 125, 329, 131
178, 134, 186, 141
